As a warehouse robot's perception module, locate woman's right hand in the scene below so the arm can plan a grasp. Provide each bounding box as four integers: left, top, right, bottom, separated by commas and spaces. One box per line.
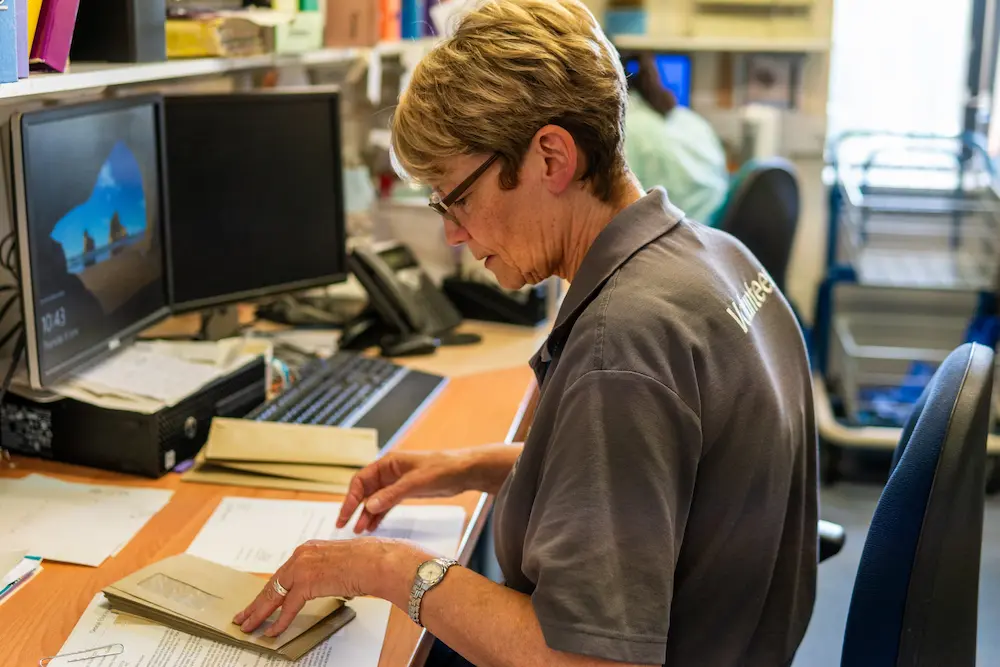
336, 450, 475, 534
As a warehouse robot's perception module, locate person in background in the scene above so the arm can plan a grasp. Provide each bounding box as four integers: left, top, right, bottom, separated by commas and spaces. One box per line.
624, 52, 730, 225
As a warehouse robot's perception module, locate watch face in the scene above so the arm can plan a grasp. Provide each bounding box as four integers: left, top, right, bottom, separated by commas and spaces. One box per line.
418, 561, 445, 583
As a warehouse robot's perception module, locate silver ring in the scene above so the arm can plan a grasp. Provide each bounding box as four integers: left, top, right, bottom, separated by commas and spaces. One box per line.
272, 578, 289, 597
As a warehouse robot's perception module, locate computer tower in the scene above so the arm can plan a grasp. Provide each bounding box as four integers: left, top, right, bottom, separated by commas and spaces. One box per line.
0, 357, 267, 478
70, 0, 167, 63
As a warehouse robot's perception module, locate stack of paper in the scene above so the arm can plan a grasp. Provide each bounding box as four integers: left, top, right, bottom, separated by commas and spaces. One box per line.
187, 496, 467, 573
102, 554, 355, 661
0, 550, 42, 606
0, 475, 173, 567
46, 338, 271, 415
182, 418, 380, 494
58, 593, 392, 667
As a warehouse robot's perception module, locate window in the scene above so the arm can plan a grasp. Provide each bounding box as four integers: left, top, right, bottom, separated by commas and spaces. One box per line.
827, 0, 972, 140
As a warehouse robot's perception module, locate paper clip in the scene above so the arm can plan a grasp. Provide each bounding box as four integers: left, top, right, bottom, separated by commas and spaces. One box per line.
39, 643, 124, 666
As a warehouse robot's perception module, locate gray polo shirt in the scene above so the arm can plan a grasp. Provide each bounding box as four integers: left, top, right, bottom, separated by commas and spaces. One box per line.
493, 188, 817, 666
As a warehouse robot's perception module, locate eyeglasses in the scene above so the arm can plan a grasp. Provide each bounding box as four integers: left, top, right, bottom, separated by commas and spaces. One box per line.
428, 153, 500, 223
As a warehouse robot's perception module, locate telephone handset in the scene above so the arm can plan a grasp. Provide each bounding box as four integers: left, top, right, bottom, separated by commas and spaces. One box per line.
341, 243, 472, 355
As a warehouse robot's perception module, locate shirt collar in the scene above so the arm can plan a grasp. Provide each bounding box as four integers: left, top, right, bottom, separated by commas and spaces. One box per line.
531, 188, 685, 372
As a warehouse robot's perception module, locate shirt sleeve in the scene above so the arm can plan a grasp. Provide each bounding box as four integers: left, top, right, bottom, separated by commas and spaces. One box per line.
522, 369, 702, 665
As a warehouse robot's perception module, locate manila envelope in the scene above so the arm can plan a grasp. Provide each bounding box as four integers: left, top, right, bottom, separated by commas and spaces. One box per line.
204, 417, 380, 468
182, 450, 352, 495
102, 554, 354, 660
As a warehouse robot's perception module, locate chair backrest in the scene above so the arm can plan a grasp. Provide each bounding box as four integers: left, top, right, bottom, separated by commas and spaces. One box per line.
714, 158, 799, 292
841, 342, 994, 667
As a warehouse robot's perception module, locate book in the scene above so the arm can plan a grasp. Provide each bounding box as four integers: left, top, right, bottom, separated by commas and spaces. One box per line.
0, 0, 17, 83
30, 0, 81, 72
16, 0, 28, 77
26, 0, 40, 46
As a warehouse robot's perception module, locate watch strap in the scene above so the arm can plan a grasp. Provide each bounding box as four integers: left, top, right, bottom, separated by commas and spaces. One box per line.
408, 557, 458, 626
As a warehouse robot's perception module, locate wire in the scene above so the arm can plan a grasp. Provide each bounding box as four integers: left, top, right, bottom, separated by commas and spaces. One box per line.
0, 322, 23, 352
0, 233, 14, 267
0, 294, 20, 327
0, 329, 26, 410
3, 240, 18, 278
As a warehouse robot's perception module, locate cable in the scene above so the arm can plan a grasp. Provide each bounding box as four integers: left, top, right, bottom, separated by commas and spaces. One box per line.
0, 328, 26, 410
0, 233, 14, 268
3, 240, 18, 278
0, 322, 23, 352
0, 294, 20, 328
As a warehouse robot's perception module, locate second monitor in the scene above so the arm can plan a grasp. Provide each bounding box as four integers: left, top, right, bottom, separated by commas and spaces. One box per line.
163, 89, 348, 318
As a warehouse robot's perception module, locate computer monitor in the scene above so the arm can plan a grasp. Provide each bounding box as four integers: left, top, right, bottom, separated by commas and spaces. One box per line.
10, 96, 172, 390
624, 53, 692, 108
163, 89, 348, 313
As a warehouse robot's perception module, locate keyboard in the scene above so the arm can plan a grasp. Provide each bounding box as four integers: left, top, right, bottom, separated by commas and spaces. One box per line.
245, 352, 447, 449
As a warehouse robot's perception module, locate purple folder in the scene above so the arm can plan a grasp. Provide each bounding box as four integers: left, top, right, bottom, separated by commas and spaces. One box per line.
29, 0, 80, 73
16, 0, 28, 77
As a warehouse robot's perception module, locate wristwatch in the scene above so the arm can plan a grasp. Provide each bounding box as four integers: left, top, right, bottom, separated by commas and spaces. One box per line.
408, 557, 458, 626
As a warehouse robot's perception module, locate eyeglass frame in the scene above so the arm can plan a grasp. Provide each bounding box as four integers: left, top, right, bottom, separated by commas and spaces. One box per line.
428, 153, 500, 222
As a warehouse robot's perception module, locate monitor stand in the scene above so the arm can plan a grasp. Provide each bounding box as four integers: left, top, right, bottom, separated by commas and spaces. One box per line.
199, 306, 242, 341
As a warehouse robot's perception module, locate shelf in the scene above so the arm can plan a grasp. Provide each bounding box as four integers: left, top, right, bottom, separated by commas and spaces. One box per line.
612, 34, 831, 53
0, 48, 362, 101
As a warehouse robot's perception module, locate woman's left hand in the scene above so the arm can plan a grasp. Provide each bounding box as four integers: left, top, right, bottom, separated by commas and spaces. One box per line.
233, 537, 407, 638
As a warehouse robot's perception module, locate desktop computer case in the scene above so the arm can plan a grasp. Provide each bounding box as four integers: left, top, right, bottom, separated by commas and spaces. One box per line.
0, 357, 267, 478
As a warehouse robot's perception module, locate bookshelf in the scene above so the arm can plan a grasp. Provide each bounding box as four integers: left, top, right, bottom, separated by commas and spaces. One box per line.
0, 48, 362, 101
612, 34, 830, 53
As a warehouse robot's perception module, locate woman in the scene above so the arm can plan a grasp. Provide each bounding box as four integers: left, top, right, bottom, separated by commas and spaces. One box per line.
236, 2, 817, 666
624, 52, 730, 226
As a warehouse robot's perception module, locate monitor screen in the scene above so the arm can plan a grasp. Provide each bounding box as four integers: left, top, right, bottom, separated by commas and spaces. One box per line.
625, 54, 692, 108
164, 90, 348, 311
11, 96, 171, 389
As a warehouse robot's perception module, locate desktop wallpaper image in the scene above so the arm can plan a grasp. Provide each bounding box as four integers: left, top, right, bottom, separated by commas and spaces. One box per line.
47, 141, 158, 315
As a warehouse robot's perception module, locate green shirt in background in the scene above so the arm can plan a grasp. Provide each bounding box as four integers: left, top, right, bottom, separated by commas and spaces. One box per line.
624, 92, 729, 226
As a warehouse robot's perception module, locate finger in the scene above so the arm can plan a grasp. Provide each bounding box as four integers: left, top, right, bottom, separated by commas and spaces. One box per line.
368, 511, 388, 532
365, 471, 432, 515
239, 575, 289, 633
353, 508, 375, 534
337, 462, 385, 527
265, 592, 308, 638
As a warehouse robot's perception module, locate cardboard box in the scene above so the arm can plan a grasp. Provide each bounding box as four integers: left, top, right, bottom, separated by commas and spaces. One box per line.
325, 0, 379, 47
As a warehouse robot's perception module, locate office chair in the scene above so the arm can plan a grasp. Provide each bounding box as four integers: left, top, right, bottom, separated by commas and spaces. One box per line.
713, 158, 800, 294
840, 342, 993, 667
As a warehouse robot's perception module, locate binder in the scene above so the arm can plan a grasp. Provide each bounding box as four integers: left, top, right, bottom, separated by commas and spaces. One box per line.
30, 0, 81, 72
0, 0, 17, 83
70, 0, 167, 63
26, 0, 40, 46
16, 0, 28, 77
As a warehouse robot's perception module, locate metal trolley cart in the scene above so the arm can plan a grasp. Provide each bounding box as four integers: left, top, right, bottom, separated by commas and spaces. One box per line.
811, 132, 1000, 488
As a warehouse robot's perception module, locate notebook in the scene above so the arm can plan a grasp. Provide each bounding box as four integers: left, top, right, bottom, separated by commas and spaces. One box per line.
16, 0, 28, 77
0, 0, 17, 83
30, 0, 80, 72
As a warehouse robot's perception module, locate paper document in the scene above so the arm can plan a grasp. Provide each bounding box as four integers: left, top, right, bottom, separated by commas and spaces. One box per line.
52, 338, 270, 413
0, 475, 172, 567
55, 593, 392, 667
0, 551, 42, 606
187, 497, 467, 573
70, 346, 228, 404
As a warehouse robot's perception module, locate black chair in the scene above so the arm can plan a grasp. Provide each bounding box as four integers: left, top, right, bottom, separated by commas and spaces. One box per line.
840, 342, 993, 667
715, 158, 800, 294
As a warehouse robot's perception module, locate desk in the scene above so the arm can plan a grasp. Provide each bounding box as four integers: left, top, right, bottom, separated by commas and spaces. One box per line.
0, 330, 540, 666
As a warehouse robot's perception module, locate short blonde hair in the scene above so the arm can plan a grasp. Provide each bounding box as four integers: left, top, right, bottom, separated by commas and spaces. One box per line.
391, 0, 628, 202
